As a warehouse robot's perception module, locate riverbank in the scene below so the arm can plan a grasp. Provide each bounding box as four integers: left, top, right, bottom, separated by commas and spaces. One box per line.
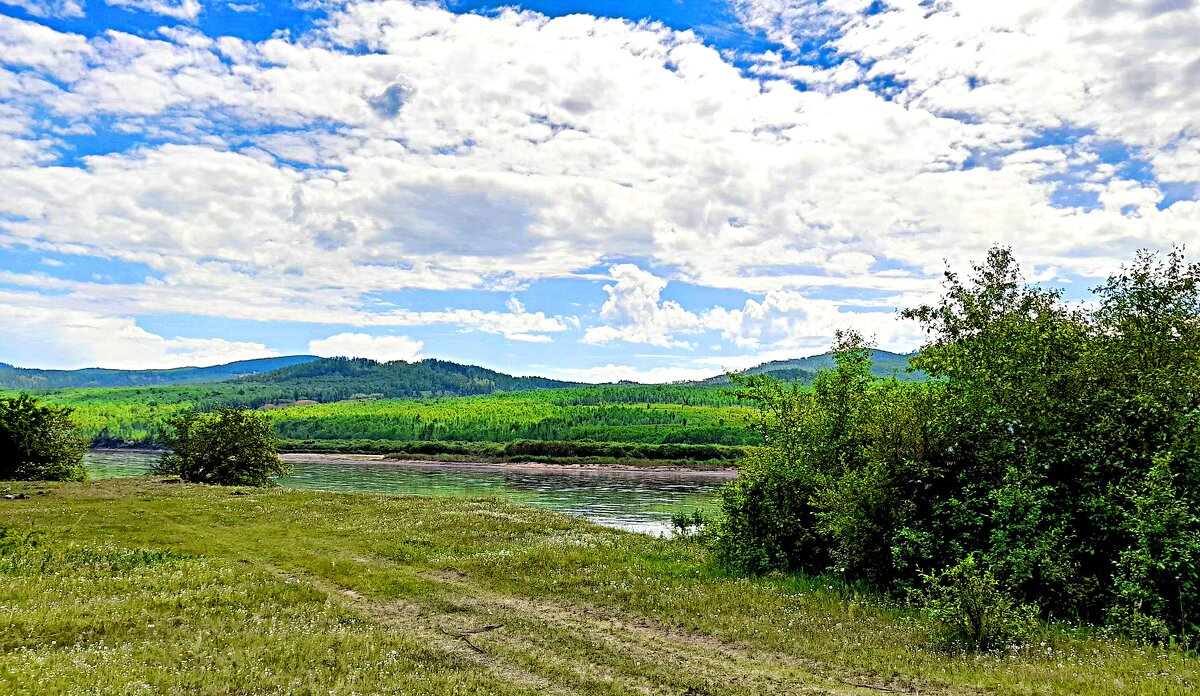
91, 448, 740, 478
292, 452, 739, 479
2, 479, 1195, 694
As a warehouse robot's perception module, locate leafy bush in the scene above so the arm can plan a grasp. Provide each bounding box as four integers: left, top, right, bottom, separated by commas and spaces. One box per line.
156, 408, 288, 486
917, 555, 1039, 652
669, 509, 712, 539
0, 526, 44, 556
0, 393, 88, 481
1106, 456, 1200, 645
715, 246, 1200, 646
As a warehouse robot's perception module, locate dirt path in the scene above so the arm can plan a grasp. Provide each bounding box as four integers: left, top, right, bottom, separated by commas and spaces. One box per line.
264, 557, 962, 696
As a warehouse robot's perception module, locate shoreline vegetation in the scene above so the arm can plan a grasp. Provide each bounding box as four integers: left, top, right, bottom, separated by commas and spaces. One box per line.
87, 438, 750, 471
91, 447, 741, 478
2, 478, 1196, 694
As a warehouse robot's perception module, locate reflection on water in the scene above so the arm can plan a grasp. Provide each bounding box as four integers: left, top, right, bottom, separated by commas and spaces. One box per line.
84, 450, 725, 536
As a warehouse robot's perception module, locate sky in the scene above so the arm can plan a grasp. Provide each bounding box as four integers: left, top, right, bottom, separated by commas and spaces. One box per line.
0, 0, 1197, 382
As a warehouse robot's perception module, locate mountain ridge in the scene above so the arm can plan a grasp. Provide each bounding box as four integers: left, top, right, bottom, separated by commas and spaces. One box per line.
0, 355, 322, 390
689, 349, 924, 385
234, 357, 579, 401
0, 349, 925, 393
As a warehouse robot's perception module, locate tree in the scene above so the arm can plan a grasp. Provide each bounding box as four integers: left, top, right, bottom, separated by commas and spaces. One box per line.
0, 393, 88, 481
156, 408, 288, 486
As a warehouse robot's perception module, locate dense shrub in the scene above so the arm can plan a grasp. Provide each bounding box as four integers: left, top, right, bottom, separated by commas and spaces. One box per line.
156, 408, 288, 486
0, 393, 88, 481
715, 247, 1200, 646
917, 555, 1040, 652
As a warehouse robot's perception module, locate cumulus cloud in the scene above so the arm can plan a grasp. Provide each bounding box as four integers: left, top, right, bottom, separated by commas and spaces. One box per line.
0, 1, 1197, 369
583, 265, 702, 348
308, 333, 424, 362
3, 3, 1194, 297
0, 301, 278, 369
583, 264, 925, 352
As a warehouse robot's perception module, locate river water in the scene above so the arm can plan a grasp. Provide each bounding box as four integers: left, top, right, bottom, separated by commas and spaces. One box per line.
84, 450, 730, 536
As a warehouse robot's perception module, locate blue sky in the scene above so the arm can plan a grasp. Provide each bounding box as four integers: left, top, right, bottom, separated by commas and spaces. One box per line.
1, 0, 1197, 380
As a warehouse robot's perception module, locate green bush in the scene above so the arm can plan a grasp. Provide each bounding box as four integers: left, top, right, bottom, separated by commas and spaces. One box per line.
714, 246, 1200, 645
0, 393, 88, 481
669, 509, 712, 539
917, 555, 1039, 652
156, 408, 288, 486
1106, 456, 1199, 645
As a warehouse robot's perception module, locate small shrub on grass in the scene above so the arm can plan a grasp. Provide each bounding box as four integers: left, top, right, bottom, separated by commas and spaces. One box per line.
0, 526, 43, 556
670, 509, 712, 539
917, 555, 1039, 652
155, 408, 288, 486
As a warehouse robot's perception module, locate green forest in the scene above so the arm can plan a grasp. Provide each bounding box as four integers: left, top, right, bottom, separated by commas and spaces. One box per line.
8, 383, 760, 453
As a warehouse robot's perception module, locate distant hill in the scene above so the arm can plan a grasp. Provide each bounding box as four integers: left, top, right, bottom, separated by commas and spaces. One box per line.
693, 349, 925, 385
0, 355, 321, 390
236, 357, 580, 402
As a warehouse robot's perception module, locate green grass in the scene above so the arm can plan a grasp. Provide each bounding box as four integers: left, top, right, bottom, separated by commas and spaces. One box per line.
1, 479, 1196, 694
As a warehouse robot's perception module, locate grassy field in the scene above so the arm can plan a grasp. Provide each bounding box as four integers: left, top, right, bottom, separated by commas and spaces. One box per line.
1, 479, 1196, 694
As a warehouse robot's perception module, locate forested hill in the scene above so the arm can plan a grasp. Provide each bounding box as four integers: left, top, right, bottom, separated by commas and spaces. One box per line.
0, 355, 321, 390
234, 357, 580, 402
694, 349, 925, 385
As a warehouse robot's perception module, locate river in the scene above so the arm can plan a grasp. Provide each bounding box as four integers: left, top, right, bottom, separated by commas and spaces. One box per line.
85, 450, 731, 536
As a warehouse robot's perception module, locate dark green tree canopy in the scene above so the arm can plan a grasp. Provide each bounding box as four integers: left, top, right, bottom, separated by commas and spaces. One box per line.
0, 393, 88, 481
157, 408, 288, 487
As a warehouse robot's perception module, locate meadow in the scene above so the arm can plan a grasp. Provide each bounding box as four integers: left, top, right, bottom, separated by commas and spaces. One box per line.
2, 478, 1195, 694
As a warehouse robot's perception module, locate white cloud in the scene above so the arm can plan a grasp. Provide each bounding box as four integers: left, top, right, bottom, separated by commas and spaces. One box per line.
104, 0, 202, 21
4, 2, 1194, 297
0, 272, 568, 342
308, 332, 424, 362
0, 302, 278, 369
538, 363, 723, 385
0, 1, 1197, 368
739, 1, 1200, 180
0, 0, 84, 19
583, 264, 702, 348
583, 263, 926, 352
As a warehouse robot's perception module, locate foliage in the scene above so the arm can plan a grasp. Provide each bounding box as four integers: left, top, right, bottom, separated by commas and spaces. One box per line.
916, 555, 1039, 652
17, 384, 758, 454
669, 509, 712, 538
0, 526, 44, 557
715, 246, 1200, 645
1106, 456, 1200, 644
0, 393, 88, 481
156, 408, 288, 486
715, 332, 940, 581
